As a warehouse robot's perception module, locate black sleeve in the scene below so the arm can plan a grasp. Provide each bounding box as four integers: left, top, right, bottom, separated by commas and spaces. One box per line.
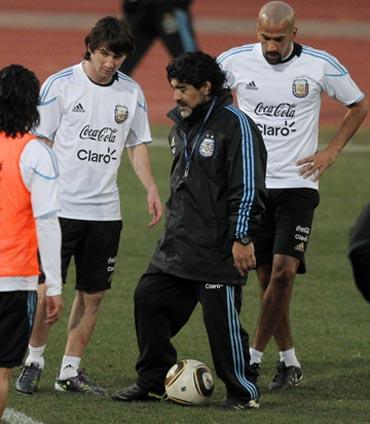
225, 109, 267, 241
348, 202, 370, 302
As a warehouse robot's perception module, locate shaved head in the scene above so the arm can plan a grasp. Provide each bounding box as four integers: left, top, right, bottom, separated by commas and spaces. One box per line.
256, 1, 297, 64
258, 1, 295, 31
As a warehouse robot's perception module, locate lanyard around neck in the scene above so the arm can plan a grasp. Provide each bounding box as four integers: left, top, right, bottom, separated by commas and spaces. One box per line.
181, 97, 217, 180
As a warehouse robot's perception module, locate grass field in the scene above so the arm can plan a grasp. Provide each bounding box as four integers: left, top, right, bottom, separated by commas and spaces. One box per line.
7, 128, 370, 424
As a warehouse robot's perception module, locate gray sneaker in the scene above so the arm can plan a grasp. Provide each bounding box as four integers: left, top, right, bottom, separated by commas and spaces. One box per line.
268, 361, 303, 390
15, 363, 42, 395
54, 369, 108, 395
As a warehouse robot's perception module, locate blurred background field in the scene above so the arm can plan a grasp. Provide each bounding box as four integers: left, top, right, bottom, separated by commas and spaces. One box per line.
0, 0, 369, 127
1, 1, 369, 423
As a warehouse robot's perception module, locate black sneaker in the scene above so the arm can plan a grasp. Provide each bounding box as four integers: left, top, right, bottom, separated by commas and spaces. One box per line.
221, 397, 260, 410
15, 363, 42, 395
112, 383, 163, 402
54, 369, 107, 395
268, 361, 303, 390
250, 362, 261, 380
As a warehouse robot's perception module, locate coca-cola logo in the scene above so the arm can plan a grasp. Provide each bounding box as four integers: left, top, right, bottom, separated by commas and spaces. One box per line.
254, 102, 296, 117
79, 125, 117, 143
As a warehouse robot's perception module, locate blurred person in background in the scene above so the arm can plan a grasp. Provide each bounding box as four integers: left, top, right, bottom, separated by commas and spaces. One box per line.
0, 64, 62, 419
120, 0, 198, 75
218, 0, 368, 391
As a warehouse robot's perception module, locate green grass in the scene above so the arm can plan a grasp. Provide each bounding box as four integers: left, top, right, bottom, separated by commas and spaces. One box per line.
7, 129, 370, 424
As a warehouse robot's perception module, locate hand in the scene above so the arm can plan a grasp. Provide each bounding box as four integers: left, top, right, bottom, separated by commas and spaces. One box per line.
45, 295, 63, 324
296, 148, 337, 182
232, 241, 256, 277
147, 186, 162, 227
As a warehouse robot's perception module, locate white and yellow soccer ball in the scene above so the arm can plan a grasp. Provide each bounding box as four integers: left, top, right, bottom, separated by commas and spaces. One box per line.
165, 359, 214, 405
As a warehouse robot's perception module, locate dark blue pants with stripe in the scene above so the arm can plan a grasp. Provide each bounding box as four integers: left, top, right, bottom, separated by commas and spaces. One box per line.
134, 265, 259, 400
120, 3, 198, 75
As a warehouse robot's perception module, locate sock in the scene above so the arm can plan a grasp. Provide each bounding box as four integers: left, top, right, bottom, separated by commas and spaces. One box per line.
59, 355, 81, 379
25, 345, 46, 369
249, 347, 263, 365
279, 348, 300, 367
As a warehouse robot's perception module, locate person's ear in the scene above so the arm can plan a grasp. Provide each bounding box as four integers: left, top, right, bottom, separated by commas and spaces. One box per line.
202, 81, 212, 96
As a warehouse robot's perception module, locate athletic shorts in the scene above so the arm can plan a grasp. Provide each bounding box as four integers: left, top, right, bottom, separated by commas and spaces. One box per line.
59, 218, 123, 292
0, 291, 37, 367
254, 188, 320, 274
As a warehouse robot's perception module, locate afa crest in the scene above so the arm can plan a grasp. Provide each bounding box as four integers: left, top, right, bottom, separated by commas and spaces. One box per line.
114, 105, 128, 123
292, 78, 309, 98
199, 134, 215, 158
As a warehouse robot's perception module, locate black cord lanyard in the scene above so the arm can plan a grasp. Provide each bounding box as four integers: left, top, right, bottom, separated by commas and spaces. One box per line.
181, 97, 217, 182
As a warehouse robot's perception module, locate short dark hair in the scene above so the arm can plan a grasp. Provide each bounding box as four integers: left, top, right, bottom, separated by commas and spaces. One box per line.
0, 64, 40, 137
84, 16, 135, 60
166, 51, 226, 95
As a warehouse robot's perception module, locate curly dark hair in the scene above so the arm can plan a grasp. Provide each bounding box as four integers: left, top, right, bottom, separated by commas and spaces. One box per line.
84, 16, 135, 60
166, 51, 226, 95
0, 64, 40, 137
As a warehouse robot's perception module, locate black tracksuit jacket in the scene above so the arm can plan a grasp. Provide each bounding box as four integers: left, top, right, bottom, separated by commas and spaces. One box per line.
151, 90, 267, 284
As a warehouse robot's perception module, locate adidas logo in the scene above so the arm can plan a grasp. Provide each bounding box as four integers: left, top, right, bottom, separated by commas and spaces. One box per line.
294, 242, 305, 253
245, 81, 258, 90
72, 103, 85, 113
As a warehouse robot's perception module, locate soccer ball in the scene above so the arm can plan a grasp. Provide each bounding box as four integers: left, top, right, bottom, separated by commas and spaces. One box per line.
165, 359, 214, 405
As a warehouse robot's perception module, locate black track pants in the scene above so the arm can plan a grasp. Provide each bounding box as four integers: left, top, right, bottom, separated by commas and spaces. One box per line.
134, 265, 259, 400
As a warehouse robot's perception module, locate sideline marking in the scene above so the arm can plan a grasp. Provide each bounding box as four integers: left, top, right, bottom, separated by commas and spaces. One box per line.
0, 12, 369, 40
3, 408, 45, 424
152, 138, 370, 152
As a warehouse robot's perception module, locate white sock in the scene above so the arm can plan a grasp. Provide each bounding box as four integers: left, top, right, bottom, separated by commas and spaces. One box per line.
279, 348, 300, 367
25, 345, 46, 369
249, 347, 263, 365
59, 355, 81, 379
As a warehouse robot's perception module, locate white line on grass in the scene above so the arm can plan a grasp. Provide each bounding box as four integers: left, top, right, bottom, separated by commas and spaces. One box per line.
3, 408, 45, 424
0, 13, 369, 40
151, 138, 370, 152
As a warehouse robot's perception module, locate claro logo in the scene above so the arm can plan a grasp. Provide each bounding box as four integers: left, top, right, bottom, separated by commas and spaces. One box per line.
77, 147, 117, 163
257, 121, 296, 137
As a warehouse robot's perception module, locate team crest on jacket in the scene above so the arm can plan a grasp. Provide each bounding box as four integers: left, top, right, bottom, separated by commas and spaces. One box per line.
292, 77, 309, 98
199, 133, 215, 158
114, 105, 128, 123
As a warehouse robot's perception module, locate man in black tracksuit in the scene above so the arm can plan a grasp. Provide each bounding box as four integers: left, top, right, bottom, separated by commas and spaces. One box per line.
114, 52, 267, 409
120, 0, 198, 75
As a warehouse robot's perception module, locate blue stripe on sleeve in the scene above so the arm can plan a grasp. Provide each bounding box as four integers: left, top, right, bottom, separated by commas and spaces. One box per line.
217, 45, 254, 64
117, 71, 137, 85
39, 68, 73, 104
301, 47, 347, 75
225, 105, 255, 239
31, 140, 59, 179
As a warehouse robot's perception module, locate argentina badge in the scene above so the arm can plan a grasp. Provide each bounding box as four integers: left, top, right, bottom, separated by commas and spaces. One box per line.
199, 134, 215, 158
114, 105, 128, 123
292, 77, 309, 98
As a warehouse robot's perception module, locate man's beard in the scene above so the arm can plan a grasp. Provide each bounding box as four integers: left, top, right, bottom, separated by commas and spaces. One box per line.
178, 93, 210, 118
179, 105, 192, 118
264, 52, 282, 64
